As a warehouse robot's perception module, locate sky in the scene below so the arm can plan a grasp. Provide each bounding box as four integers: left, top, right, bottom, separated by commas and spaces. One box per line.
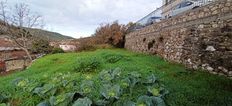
8, 0, 162, 38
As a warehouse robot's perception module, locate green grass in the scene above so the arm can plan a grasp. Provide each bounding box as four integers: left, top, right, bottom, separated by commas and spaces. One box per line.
0, 49, 231, 106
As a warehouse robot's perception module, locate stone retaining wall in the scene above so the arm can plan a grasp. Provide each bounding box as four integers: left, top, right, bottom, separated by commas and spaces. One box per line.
125, 0, 232, 77
5, 59, 30, 72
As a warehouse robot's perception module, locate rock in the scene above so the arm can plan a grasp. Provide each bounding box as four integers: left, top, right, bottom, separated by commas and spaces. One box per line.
229, 71, 232, 77
211, 72, 218, 75
187, 59, 192, 64
218, 73, 225, 76
218, 67, 228, 73
198, 25, 204, 29
193, 65, 198, 69
212, 24, 218, 28
202, 64, 208, 67
206, 46, 216, 51
212, 10, 219, 15
206, 66, 214, 71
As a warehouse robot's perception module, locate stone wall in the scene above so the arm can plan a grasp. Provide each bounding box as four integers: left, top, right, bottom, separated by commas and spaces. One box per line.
0, 61, 5, 72
5, 59, 30, 72
125, 0, 232, 77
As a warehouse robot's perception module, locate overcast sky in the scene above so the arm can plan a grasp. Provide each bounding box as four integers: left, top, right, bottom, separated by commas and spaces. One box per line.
9, 0, 162, 38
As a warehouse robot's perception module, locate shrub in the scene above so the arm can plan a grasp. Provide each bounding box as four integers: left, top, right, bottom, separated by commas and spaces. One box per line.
74, 37, 97, 52
77, 43, 96, 52
93, 21, 126, 48
74, 57, 101, 72
94, 44, 113, 49
51, 48, 65, 54
31, 39, 53, 54
102, 53, 124, 63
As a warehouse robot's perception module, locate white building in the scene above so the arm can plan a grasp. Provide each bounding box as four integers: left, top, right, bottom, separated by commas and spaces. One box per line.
59, 45, 76, 51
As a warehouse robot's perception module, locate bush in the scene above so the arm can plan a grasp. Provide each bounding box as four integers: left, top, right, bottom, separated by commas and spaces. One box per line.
94, 44, 113, 49
93, 21, 127, 48
51, 48, 65, 54
31, 39, 53, 54
102, 53, 124, 63
74, 57, 101, 72
77, 43, 96, 52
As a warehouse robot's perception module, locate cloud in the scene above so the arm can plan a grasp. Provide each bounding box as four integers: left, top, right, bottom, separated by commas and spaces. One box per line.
8, 0, 162, 38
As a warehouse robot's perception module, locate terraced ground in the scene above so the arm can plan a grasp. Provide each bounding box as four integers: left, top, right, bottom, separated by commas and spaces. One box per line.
0, 49, 231, 106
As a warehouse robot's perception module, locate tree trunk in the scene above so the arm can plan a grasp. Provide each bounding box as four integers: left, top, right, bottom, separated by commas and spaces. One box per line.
22, 48, 32, 62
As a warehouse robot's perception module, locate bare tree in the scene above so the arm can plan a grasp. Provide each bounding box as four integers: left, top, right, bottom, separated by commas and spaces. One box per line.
0, 0, 7, 23
12, 3, 43, 28
6, 27, 33, 61
0, 1, 44, 61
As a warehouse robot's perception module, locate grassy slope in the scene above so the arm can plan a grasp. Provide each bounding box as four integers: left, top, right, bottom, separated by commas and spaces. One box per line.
0, 49, 231, 106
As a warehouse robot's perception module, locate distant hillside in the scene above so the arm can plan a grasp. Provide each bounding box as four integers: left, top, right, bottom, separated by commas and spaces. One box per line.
26, 28, 73, 41
0, 21, 73, 41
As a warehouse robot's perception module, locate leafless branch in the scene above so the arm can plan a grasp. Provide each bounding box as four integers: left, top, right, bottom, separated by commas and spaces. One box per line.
0, 2, 45, 61
0, 0, 8, 23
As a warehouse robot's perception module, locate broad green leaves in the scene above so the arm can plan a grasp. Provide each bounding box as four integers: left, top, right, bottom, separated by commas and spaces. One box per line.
147, 86, 161, 97
142, 74, 157, 84
99, 68, 121, 83
0, 103, 10, 106
33, 84, 57, 98
102, 53, 124, 63
74, 57, 101, 72
80, 80, 94, 94
136, 95, 165, 106
13, 78, 42, 93
0, 93, 10, 105
127, 71, 142, 88
11, 68, 168, 106
37, 101, 50, 106
37, 93, 75, 106
137, 95, 154, 106
100, 84, 121, 99
49, 93, 75, 106
73, 97, 92, 106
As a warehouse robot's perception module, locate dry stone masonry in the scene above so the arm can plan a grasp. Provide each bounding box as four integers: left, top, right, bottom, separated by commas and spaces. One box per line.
125, 0, 232, 77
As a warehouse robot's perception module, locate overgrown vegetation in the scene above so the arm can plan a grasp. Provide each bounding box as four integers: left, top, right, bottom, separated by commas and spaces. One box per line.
74, 57, 101, 72
93, 21, 127, 48
8, 68, 167, 106
102, 53, 125, 63
0, 49, 231, 106
73, 21, 134, 51
31, 39, 53, 54
51, 48, 65, 54
31, 39, 65, 54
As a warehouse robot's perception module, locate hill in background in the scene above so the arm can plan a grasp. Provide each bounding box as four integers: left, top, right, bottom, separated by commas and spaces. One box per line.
0, 20, 73, 41
26, 28, 73, 41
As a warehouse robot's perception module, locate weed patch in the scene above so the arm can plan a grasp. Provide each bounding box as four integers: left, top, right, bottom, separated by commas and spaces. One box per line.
74, 57, 101, 73
102, 53, 125, 63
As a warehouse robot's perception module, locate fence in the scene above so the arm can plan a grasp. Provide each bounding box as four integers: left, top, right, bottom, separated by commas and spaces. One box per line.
133, 0, 216, 31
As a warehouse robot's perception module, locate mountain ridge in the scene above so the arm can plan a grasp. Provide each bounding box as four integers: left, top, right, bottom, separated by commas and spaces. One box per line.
25, 28, 73, 41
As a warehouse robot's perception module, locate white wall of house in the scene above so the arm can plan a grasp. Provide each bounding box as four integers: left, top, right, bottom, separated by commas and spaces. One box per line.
59, 45, 76, 51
